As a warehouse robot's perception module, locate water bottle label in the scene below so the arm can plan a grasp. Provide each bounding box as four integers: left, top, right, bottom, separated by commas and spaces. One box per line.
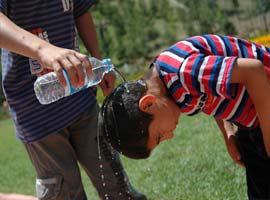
62, 69, 88, 95
29, 58, 43, 74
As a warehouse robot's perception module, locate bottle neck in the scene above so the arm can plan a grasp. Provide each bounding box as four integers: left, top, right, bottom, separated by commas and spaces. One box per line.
100, 58, 112, 71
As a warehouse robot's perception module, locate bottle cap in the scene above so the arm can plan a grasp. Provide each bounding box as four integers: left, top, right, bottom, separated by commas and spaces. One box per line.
102, 58, 112, 72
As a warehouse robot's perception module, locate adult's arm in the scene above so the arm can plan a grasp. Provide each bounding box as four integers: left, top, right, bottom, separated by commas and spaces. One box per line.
76, 11, 115, 96
0, 12, 89, 88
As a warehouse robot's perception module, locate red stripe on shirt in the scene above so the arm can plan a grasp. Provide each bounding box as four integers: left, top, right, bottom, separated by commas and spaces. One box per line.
156, 54, 182, 71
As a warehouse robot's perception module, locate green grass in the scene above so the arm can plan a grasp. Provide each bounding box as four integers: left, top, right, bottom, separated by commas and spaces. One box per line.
0, 115, 247, 200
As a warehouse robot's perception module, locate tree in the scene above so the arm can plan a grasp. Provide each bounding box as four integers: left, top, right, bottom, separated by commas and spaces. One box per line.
231, 0, 239, 8
92, 0, 237, 67
176, 0, 237, 35
92, 0, 178, 66
254, 0, 270, 33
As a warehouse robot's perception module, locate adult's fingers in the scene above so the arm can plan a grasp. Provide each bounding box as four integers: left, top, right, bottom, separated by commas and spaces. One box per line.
67, 54, 84, 87
75, 52, 92, 78
53, 62, 66, 87
60, 58, 79, 88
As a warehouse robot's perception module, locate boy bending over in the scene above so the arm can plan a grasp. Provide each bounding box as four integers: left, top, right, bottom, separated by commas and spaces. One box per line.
101, 34, 270, 200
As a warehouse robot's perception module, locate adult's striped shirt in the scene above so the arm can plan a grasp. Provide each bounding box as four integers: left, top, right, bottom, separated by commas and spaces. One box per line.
0, 0, 96, 143
154, 34, 270, 128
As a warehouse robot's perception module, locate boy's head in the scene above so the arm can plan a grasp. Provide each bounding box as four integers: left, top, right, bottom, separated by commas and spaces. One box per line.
101, 79, 153, 159
101, 76, 180, 159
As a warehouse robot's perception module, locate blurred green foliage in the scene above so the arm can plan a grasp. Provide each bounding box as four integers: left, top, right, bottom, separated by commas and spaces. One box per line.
92, 0, 237, 67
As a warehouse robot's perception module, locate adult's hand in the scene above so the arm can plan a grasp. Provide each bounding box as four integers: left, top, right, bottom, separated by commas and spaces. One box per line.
36, 45, 91, 88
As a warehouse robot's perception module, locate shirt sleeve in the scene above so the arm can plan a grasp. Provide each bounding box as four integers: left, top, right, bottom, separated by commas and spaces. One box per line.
180, 53, 237, 99
0, 0, 7, 15
73, 0, 96, 19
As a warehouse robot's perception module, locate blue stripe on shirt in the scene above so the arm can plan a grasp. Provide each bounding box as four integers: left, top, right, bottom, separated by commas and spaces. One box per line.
208, 57, 223, 96
204, 35, 217, 55
191, 54, 204, 93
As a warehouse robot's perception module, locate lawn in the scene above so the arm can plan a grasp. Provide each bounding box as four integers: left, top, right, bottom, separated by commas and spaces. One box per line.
0, 114, 247, 200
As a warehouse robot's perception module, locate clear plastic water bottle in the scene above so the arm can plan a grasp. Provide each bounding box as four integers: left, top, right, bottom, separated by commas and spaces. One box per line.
34, 57, 114, 104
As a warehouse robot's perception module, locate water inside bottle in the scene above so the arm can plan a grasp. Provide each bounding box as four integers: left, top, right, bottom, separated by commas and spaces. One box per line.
87, 66, 107, 87
34, 72, 66, 104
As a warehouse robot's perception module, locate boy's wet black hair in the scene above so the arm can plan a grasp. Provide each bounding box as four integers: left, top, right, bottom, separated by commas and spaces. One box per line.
101, 79, 153, 159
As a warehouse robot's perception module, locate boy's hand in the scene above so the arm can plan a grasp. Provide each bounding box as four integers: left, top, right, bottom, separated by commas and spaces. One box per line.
215, 119, 244, 167
99, 72, 116, 96
37, 44, 91, 88
225, 134, 244, 167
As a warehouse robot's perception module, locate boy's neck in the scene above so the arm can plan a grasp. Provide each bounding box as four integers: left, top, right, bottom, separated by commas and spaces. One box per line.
143, 65, 167, 97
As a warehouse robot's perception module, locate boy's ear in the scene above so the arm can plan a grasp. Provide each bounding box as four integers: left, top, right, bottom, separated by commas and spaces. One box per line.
139, 94, 157, 114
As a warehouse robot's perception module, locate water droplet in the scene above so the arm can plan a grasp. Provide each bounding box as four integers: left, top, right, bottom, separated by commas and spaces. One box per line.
104, 194, 109, 200
96, 128, 108, 192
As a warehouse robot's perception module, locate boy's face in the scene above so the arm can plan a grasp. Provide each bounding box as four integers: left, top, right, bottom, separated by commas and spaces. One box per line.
146, 96, 181, 151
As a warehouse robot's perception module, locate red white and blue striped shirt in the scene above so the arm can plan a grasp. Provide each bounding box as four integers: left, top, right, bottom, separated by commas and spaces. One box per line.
154, 34, 270, 128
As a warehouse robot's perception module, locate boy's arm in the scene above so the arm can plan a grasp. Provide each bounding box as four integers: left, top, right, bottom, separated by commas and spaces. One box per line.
0, 12, 89, 88
215, 119, 244, 166
230, 58, 270, 156
75, 11, 115, 96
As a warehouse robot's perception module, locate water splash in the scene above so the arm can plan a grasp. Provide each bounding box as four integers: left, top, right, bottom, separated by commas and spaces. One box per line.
97, 128, 106, 190
112, 67, 130, 93
97, 127, 134, 199
112, 67, 127, 83
96, 66, 134, 199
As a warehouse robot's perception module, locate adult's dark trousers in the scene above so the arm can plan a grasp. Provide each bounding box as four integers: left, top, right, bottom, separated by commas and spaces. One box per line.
236, 126, 270, 200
